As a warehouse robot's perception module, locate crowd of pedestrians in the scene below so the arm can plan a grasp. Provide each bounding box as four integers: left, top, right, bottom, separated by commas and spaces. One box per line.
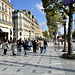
2, 38, 48, 56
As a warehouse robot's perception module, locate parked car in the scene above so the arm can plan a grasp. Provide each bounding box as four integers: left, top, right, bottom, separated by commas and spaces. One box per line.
72, 39, 75, 42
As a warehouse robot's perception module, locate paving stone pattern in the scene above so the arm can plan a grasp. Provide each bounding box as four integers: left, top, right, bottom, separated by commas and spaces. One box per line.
0, 43, 75, 75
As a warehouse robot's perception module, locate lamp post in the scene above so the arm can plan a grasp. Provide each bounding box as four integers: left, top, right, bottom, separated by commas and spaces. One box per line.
55, 28, 57, 45
62, 14, 67, 52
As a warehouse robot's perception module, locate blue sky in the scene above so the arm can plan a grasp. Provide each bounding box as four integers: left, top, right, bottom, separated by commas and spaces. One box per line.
11, 0, 75, 35
11, 0, 48, 31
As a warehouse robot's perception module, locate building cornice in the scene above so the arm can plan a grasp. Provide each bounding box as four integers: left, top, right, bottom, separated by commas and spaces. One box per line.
2, 0, 13, 8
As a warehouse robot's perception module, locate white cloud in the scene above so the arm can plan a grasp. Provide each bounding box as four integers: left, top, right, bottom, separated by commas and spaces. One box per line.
35, 2, 44, 13
39, 22, 46, 26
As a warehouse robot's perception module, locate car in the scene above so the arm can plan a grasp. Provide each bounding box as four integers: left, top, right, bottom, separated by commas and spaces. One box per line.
72, 39, 75, 42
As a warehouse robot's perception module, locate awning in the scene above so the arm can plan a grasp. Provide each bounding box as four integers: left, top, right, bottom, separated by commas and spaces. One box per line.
0, 27, 10, 32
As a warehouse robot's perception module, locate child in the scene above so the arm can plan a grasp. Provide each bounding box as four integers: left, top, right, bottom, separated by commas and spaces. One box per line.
23, 41, 28, 56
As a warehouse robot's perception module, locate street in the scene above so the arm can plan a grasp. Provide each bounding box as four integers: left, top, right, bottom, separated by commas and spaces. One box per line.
0, 43, 75, 75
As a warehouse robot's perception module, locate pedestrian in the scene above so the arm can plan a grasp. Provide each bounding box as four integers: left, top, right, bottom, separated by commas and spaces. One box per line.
8, 40, 11, 46
27, 39, 32, 51
17, 38, 22, 55
33, 40, 36, 53
23, 41, 28, 56
36, 40, 40, 51
44, 39, 47, 53
18, 38, 22, 51
2, 39, 9, 56
11, 39, 17, 56
39, 39, 44, 54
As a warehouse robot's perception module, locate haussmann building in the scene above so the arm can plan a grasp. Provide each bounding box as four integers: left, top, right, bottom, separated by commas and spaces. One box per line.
0, 0, 13, 43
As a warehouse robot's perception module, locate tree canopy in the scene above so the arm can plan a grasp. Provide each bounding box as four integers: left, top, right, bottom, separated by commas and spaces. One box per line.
42, 0, 75, 55
43, 30, 49, 38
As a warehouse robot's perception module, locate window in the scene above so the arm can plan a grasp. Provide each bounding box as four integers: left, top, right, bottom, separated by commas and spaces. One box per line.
0, 14, 1, 20
19, 19, 21, 23
2, 3, 4, 11
13, 24, 15, 30
9, 17, 11, 23
20, 32, 22, 36
9, 8, 11, 15
2, 14, 4, 21
5, 16, 7, 22
5, 5, 7, 12
13, 32, 15, 36
19, 14, 21, 17
10, 30, 12, 35
20, 25, 22, 29
0, 2, 1, 9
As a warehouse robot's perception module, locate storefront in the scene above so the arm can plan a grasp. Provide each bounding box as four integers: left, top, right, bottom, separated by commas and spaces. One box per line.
0, 27, 9, 43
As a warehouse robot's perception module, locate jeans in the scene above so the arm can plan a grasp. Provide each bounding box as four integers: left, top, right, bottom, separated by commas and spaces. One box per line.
44, 45, 47, 52
24, 50, 27, 55
18, 45, 22, 52
40, 47, 43, 54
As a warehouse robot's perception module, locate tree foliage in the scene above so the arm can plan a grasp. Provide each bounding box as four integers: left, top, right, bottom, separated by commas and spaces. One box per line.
43, 30, 49, 38
41, 0, 74, 55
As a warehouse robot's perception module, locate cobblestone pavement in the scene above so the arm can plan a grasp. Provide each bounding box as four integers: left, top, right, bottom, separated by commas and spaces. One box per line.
0, 43, 75, 75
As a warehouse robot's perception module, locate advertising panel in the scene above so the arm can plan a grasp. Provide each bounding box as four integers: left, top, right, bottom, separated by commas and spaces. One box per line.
64, 0, 75, 6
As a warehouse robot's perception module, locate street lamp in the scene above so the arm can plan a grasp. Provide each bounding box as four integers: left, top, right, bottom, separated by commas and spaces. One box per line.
62, 14, 67, 52
54, 28, 57, 45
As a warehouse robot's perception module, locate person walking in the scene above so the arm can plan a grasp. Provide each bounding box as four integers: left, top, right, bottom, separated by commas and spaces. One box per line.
36, 40, 40, 51
27, 39, 32, 51
11, 39, 17, 56
39, 39, 44, 54
44, 39, 47, 53
18, 38, 22, 54
2, 39, 8, 56
23, 41, 28, 56
33, 40, 36, 53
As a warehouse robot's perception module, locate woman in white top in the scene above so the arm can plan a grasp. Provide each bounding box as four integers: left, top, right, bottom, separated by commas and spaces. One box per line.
2, 39, 8, 55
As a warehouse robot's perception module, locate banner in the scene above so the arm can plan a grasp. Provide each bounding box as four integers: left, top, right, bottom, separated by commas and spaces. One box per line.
64, 0, 75, 6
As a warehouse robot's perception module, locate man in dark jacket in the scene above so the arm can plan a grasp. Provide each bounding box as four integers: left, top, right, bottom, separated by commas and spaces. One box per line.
33, 40, 36, 53
23, 41, 28, 56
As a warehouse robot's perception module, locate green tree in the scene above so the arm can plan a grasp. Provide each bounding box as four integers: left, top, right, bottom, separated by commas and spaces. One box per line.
42, 0, 74, 55
46, 11, 62, 39
43, 30, 49, 38
46, 11, 63, 28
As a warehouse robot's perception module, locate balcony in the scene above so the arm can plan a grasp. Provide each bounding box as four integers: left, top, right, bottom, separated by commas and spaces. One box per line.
0, 18, 13, 25
2, 0, 13, 7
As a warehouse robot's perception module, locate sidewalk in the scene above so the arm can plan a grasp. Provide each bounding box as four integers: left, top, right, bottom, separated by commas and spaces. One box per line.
0, 43, 75, 75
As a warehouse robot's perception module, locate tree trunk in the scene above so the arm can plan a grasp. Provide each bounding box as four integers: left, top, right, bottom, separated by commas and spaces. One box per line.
68, 4, 73, 55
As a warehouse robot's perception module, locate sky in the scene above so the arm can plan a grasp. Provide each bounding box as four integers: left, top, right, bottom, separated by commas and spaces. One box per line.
11, 0, 75, 35
11, 0, 48, 31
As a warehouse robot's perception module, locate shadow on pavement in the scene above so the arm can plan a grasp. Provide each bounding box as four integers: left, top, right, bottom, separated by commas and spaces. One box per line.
1, 60, 75, 73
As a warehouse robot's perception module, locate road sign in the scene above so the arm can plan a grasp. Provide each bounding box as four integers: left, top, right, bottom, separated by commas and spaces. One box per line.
64, 0, 75, 6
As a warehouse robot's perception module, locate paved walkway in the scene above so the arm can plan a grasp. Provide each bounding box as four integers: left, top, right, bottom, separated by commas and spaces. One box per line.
0, 43, 75, 75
